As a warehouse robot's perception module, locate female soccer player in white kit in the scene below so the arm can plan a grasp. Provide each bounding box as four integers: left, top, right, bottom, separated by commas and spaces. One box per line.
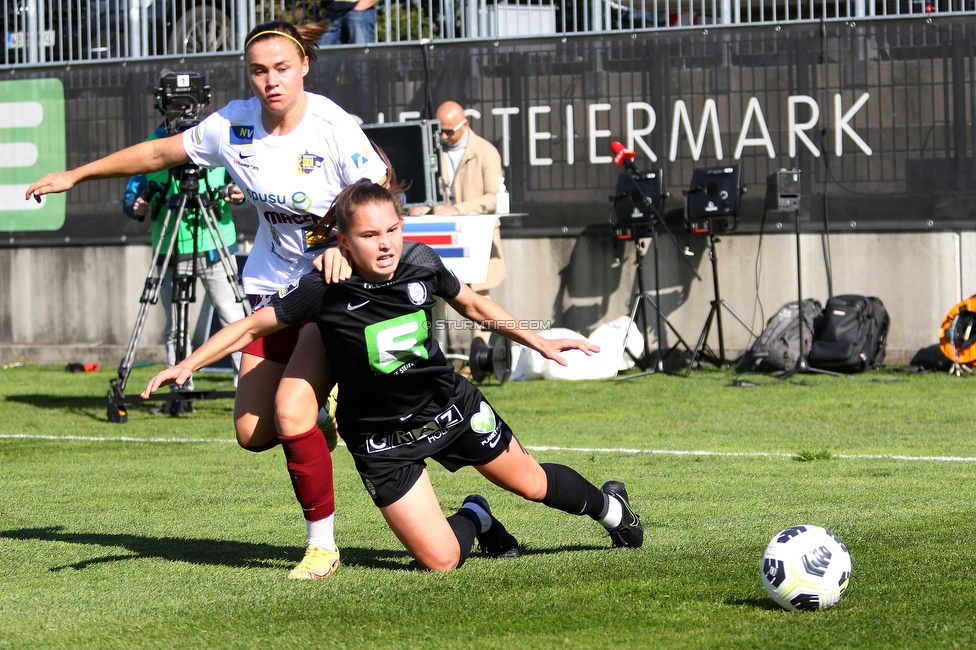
26, 21, 386, 579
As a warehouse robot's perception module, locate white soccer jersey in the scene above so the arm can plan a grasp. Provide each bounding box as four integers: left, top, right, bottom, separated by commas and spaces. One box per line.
183, 93, 387, 295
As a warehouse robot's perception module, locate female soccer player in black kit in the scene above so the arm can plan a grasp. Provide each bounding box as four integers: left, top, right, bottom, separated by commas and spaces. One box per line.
143, 180, 643, 570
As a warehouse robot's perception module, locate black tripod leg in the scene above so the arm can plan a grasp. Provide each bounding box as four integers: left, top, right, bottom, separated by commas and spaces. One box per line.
114, 197, 186, 396
684, 234, 759, 374
172, 274, 195, 364
685, 301, 720, 376
620, 293, 649, 371
638, 290, 695, 366
193, 195, 251, 315
615, 241, 656, 379
778, 212, 846, 380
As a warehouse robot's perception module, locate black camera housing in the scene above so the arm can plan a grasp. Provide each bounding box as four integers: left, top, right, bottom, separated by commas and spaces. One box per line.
154, 71, 211, 136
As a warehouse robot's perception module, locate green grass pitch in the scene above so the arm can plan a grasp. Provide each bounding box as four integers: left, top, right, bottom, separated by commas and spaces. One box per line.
1, 364, 975, 648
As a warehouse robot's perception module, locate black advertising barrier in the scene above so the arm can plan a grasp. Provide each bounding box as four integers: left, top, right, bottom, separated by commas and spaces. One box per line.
4, 17, 976, 245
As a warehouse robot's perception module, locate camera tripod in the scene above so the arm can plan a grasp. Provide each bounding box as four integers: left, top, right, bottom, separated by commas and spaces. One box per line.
108, 164, 249, 422
684, 227, 759, 375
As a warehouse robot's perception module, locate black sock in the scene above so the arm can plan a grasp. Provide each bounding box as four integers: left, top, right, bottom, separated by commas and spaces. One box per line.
447, 509, 480, 568
540, 463, 609, 520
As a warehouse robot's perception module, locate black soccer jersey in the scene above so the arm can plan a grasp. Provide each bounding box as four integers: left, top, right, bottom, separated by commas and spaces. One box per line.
272, 241, 464, 427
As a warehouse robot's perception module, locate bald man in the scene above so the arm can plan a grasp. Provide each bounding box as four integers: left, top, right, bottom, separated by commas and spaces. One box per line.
410, 101, 504, 217
409, 101, 507, 357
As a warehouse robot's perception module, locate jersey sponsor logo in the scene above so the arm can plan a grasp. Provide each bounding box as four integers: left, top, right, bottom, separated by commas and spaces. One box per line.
278, 279, 301, 298
264, 210, 322, 226
366, 429, 416, 453
362, 279, 397, 290
298, 151, 325, 175
302, 225, 330, 252
472, 401, 502, 449
291, 191, 313, 210
229, 124, 254, 145
247, 189, 287, 204
269, 223, 283, 247
482, 430, 502, 449
351, 149, 370, 168
347, 300, 369, 311
364, 310, 429, 374
269, 223, 299, 262
365, 404, 463, 453
407, 281, 428, 306
253, 295, 274, 309
191, 124, 205, 145
435, 404, 463, 431
232, 158, 258, 171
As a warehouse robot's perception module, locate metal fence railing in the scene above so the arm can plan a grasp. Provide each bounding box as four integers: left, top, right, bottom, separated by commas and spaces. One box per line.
3, 0, 247, 65
4, 0, 975, 66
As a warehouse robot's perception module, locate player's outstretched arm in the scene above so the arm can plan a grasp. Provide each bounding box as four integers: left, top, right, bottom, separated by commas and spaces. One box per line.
25, 134, 190, 203
141, 307, 285, 397
446, 284, 600, 366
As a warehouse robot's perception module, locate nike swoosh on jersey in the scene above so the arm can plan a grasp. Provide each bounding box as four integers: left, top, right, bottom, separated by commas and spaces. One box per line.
347, 300, 369, 311
239, 151, 255, 159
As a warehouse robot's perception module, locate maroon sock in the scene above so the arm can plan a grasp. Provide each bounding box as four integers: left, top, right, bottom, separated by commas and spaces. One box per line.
278, 425, 335, 521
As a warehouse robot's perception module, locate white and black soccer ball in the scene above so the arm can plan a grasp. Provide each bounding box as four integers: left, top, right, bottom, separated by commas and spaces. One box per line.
760, 525, 852, 611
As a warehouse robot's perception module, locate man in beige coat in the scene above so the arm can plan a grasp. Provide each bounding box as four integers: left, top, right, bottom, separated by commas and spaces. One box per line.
409, 101, 507, 356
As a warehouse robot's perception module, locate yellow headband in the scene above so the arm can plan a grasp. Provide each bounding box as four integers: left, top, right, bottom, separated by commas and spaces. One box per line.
245, 30, 305, 56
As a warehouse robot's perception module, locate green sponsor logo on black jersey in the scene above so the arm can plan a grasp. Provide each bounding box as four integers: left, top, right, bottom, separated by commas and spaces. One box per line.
365, 310, 429, 374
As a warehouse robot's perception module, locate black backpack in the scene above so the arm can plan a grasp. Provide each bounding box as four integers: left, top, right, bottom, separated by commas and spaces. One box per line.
809, 295, 890, 373
738, 299, 823, 374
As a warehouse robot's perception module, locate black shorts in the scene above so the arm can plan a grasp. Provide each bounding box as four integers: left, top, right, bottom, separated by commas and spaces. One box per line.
345, 380, 514, 507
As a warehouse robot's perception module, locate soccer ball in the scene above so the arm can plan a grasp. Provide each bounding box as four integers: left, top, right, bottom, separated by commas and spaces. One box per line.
760, 525, 852, 611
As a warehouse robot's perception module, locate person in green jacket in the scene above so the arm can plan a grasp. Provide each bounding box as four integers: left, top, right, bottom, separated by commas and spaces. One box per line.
123, 71, 247, 383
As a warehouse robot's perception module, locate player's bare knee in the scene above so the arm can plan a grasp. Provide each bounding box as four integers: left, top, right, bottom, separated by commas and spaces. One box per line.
274, 410, 308, 439
520, 482, 548, 502
419, 552, 461, 572
274, 392, 303, 436
235, 420, 278, 452
511, 469, 549, 502
235, 423, 255, 449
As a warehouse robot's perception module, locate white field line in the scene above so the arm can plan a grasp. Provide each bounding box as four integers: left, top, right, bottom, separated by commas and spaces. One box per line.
0, 434, 236, 444
3, 434, 976, 463
525, 445, 976, 463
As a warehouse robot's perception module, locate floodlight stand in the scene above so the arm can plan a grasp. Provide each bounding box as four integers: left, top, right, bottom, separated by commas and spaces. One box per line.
616, 234, 691, 377
685, 228, 759, 375
614, 165, 702, 380
779, 207, 844, 379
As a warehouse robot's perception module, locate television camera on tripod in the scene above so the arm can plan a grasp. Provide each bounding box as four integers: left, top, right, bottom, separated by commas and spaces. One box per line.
108, 71, 249, 422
